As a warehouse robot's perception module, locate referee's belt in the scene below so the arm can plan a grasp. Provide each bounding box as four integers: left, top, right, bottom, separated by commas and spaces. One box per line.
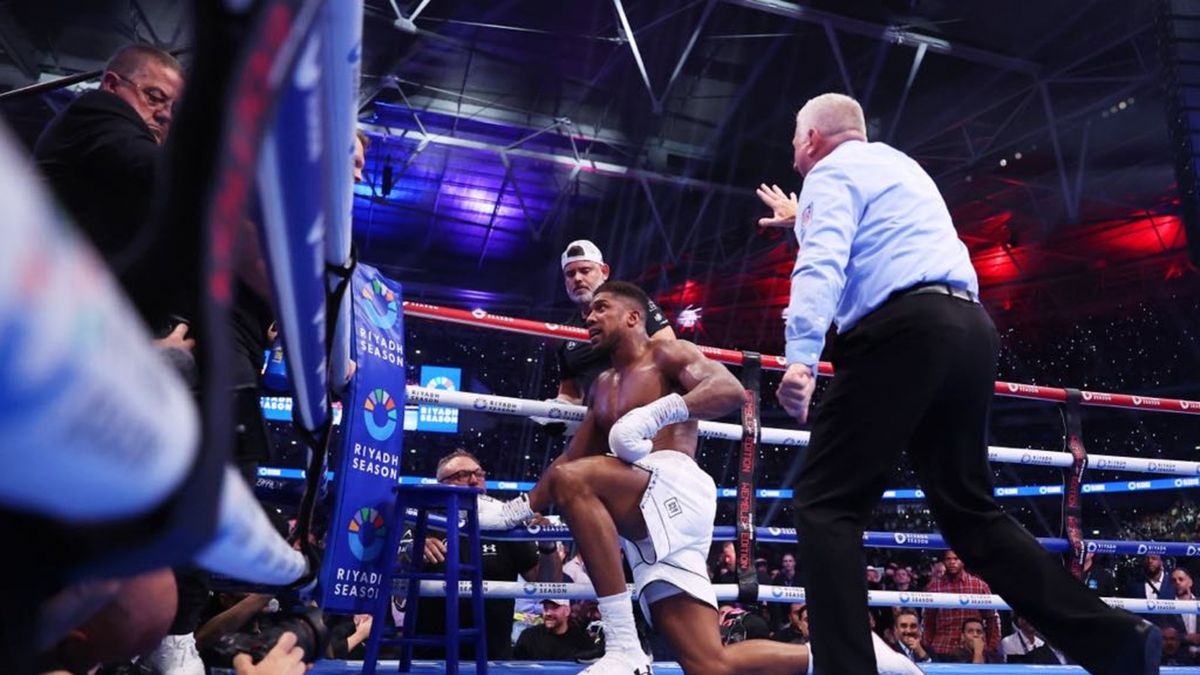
895, 282, 979, 304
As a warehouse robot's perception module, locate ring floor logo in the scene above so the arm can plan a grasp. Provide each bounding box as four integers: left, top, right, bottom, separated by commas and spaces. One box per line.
363, 388, 398, 441
362, 277, 399, 329
348, 507, 387, 562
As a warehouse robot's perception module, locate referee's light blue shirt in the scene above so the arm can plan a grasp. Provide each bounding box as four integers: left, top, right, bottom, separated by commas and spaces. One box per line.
784, 139, 979, 369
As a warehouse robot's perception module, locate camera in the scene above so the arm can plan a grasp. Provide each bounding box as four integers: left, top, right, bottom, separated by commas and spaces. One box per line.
206, 606, 329, 667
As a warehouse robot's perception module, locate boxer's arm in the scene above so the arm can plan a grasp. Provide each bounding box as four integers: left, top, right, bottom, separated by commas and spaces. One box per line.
653, 339, 743, 419
558, 409, 607, 462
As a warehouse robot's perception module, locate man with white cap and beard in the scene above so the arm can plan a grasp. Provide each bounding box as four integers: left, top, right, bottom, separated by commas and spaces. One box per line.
554, 240, 675, 405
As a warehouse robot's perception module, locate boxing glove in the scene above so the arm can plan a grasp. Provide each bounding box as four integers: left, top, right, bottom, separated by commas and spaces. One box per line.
608, 393, 689, 463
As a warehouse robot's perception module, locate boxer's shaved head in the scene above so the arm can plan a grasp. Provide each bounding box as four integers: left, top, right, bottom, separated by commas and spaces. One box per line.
594, 280, 649, 316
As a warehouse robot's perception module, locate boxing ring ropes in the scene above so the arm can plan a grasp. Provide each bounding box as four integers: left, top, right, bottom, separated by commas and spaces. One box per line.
315, 299, 1200, 674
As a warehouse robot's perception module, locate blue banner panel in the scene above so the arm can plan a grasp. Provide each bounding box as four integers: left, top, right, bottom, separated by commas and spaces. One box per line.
318, 264, 406, 613
416, 366, 461, 433
256, 31, 329, 433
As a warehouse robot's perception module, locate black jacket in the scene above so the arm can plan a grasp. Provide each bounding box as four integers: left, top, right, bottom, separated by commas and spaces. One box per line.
34, 89, 188, 330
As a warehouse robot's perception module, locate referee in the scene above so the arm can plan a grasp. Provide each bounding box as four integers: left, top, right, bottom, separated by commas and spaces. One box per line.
769, 92, 1159, 674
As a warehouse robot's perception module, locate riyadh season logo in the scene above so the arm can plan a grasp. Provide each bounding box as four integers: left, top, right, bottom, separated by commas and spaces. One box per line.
361, 278, 399, 329
347, 507, 387, 562
362, 388, 398, 441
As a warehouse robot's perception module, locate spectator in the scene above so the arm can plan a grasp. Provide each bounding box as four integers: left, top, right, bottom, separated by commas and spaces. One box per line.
513, 600, 594, 660
712, 541, 737, 583
1082, 552, 1118, 597
890, 567, 914, 592
769, 552, 800, 628
866, 566, 882, 587
892, 608, 931, 664
1170, 567, 1199, 647
1126, 554, 1176, 628
1163, 626, 1196, 666
922, 550, 1001, 660
772, 604, 809, 645
772, 552, 799, 588
552, 239, 674, 404
928, 560, 946, 584
755, 558, 770, 580
34, 43, 188, 332
939, 618, 1000, 664
405, 449, 562, 660
865, 566, 890, 635
31, 43, 210, 675
1000, 614, 1066, 664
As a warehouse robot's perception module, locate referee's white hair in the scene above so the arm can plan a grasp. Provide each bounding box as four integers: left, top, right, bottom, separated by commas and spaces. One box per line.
795, 93, 867, 139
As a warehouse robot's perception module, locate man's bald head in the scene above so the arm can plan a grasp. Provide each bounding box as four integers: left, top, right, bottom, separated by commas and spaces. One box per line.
791, 92, 868, 176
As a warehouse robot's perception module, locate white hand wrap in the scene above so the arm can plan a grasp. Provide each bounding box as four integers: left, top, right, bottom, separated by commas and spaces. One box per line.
608, 393, 689, 463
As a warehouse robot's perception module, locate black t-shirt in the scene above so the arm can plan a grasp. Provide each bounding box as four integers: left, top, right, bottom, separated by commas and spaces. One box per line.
556, 299, 671, 399
513, 623, 595, 660
406, 531, 538, 660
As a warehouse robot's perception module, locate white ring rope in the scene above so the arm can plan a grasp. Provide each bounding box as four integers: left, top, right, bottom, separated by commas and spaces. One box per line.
392, 579, 1199, 615
406, 386, 1200, 478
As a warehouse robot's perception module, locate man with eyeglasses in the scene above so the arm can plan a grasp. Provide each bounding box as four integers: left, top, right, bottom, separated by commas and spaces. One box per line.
35, 43, 185, 335
400, 449, 563, 661
33, 44, 205, 675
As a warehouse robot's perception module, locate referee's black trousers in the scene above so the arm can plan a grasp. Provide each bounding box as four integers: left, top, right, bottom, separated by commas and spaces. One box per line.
792, 292, 1142, 674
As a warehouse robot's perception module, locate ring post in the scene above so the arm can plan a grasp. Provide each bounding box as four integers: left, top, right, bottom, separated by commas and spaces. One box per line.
736, 351, 762, 604
1062, 388, 1087, 578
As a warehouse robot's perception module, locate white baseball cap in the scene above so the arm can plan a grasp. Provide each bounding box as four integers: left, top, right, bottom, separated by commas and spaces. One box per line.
544, 598, 571, 606
561, 239, 604, 270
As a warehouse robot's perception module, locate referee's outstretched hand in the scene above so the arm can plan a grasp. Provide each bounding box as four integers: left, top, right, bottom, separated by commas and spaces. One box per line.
756, 183, 798, 228
776, 363, 816, 424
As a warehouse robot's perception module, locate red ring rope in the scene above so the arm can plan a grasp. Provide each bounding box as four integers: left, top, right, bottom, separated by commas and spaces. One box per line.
403, 301, 1200, 415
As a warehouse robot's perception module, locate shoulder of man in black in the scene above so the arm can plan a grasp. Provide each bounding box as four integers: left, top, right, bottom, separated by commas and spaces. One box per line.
34, 89, 159, 201
556, 309, 591, 371
644, 298, 671, 335
35, 89, 156, 160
